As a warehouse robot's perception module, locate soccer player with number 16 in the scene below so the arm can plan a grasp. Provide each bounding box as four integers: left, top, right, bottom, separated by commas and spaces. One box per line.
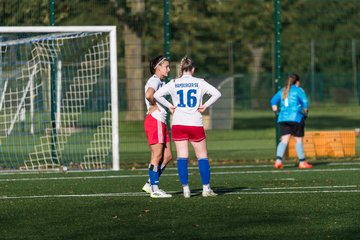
154, 56, 221, 198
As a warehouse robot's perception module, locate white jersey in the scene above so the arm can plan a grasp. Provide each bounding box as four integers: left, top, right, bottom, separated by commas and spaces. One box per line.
144, 75, 167, 123
154, 74, 221, 126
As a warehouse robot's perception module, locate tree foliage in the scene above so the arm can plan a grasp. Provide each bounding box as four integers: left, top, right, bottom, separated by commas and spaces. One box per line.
2, 0, 360, 102
0, 0, 49, 25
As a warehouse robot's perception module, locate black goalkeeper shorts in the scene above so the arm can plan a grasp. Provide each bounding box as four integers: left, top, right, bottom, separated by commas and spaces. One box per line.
279, 121, 305, 137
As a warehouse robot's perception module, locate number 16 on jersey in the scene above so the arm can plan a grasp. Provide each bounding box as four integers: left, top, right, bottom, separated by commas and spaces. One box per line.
177, 89, 198, 108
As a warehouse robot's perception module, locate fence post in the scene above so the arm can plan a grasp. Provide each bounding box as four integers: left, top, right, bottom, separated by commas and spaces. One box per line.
164, 0, 170, 61
164, 0, 171, 129
49, 0, 55, 26
311, 39, 316, 103
274, 0, 281, 148
352, 39, 359, 104
49, 0, 59, 165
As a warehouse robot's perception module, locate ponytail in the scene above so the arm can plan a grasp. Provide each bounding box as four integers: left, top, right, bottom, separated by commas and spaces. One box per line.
178, 56, 195, 78
282, 73, 300, 99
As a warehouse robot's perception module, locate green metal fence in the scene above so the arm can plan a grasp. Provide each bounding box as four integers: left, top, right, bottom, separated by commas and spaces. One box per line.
0, 0, 359, 170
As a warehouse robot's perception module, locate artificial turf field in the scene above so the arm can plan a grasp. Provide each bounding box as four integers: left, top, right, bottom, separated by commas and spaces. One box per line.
0, 161, 360, 240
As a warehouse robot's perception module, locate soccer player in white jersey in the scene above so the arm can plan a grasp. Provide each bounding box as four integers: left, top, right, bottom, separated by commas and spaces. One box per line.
143, 55, 173, 198
154, 56, 221, 198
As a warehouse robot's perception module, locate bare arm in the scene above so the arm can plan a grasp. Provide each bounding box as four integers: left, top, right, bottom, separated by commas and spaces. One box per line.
145, 87, 156, 105
203, 89, 221, 108
199, 83, 221, 113
145, 87, 159, 114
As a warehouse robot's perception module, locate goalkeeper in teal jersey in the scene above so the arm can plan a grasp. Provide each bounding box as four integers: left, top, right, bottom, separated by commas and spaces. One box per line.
270, 73, 313, 169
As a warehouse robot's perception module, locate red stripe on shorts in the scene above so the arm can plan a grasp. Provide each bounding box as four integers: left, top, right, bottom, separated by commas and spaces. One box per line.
144, 114, 170, 145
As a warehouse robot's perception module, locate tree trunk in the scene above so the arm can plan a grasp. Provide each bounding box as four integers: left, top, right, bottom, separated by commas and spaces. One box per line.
124, 29, 144, 121
248, 44, 264, 108
111, 0, 145, 121
124, 0, 145, 121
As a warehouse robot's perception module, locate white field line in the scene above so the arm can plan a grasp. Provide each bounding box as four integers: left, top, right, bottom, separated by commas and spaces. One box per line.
149, 162, 360, 171
213, 167, 360, 175
0, 174, 164, 182
1, 186, 360, 200
262, 185, 358, 190
1, 162, 359, 176
189, 162, 360, 170
225, 189, 360, 195
0, 192, 147, 200
1, 167, 360, 182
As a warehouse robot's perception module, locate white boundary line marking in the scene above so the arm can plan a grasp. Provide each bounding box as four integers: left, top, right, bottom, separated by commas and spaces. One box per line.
0, 174, 154, 182
148, 162, 360, 170
0, 192, 147, 200
1, 187, 360, 200
225, 189, 360, 195
1, 167, 360, 182
1, 162, 360, 175
214, 168, 360, 175
262, 185, 358, 190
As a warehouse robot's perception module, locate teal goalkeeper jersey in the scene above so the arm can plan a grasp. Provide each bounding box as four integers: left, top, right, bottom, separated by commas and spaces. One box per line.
270, 85, 309, 123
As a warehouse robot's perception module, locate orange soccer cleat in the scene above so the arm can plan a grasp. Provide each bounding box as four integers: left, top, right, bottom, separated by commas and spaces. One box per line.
298, 161, 313, 169
274, 161, 283, 169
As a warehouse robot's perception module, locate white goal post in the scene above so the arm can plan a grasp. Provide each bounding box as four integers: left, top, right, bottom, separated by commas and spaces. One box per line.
0, 26, 119, 171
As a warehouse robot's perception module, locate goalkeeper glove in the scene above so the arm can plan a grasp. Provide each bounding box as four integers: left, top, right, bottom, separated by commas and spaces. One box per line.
303, 109, 308, 120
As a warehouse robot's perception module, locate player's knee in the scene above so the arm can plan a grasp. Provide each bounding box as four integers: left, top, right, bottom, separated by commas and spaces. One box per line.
152, 152, 163, 162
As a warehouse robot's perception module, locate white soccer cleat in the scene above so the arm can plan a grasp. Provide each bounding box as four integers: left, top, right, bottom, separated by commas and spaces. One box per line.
202, 189, 218, 197
142, 183, 152, 194
183, 190, 191, 198
150, 189, 172, 198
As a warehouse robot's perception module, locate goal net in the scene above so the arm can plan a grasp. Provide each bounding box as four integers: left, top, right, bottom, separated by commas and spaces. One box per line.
0, 26, 119, 171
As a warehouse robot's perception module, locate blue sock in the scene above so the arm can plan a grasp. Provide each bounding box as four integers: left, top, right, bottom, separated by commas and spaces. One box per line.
177, 158, 188, 185
296, 142, 305, 162
147, 164, 165, 184
276, 142, 287, 160
198, 158, 210, 185
148, 164, 159, 186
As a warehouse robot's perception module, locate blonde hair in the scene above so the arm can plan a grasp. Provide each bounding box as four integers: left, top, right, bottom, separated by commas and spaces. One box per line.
177, 56, 194, 78
282, 73, 299, 99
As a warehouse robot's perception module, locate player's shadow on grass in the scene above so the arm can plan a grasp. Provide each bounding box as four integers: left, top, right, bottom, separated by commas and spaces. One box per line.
173, 187, 258, 197
285, 161, 335, 168
306, 161, 342, 167
212, 186, 259, 196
